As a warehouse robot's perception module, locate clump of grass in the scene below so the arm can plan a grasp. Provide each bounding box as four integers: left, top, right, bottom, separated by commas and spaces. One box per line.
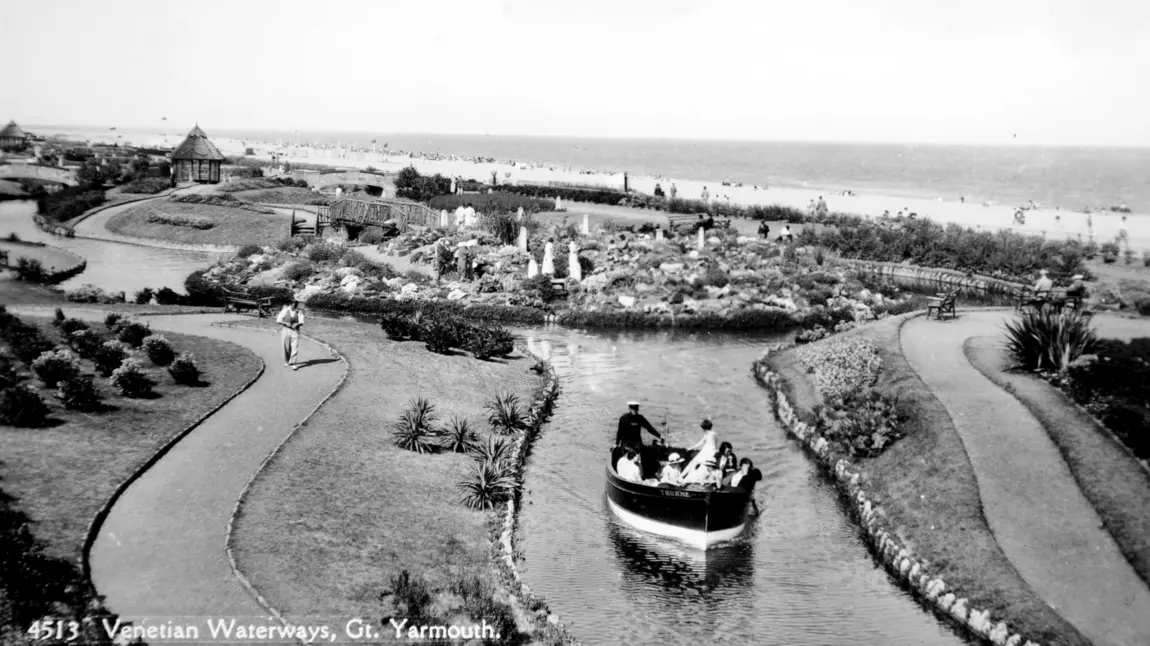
392, 396, 441, 453
484, 389, 527, 435
1003, 307, 1098, 374
440, 415, 479, 454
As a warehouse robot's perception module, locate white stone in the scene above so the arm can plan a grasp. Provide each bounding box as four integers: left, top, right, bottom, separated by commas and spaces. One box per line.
989, 623, 1009, 646
967, 609, 991, 636
542, 241, 555, 275
697, 227, 705, 250
936, 593, 955, 612
581, 213, 589, 234
909, 563, 921, 581
950, 598, 968, 622
898, 558, 911, 577
1004, 636, 1021, 646
517, 226, 528, 252
447, 289, 467, 300
618, 295, 636, 308
527, 258, 539, 278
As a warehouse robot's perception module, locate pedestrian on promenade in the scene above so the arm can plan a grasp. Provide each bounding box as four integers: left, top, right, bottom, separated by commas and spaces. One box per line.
276, 299, 305, 371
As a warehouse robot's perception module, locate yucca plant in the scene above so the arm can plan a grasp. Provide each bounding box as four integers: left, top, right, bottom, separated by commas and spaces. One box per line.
468, 433, 514, 467
440, 415, 480, 454
485, 389, 528, 435
1003, 306, 1098, 374
457, 459, 519, 510
392, 396, 441, 453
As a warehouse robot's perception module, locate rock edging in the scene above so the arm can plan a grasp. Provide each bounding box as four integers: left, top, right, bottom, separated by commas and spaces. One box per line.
493, 344, 579, 644
838, 258, 1026, 295
33, 214, 76, 238
2, 238, 88, 284
218, 325, 351, 641
751, 342, 1041, 646
80, 331, 266, 584
73, 227, 241, 253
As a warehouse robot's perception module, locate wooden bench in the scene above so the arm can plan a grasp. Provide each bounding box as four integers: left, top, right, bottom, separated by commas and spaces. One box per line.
665, 213, 732, 232
1017, 288, 1085, 312
926, 290, 959, 320
222, 288, 274, 317
550, 278, 568, 298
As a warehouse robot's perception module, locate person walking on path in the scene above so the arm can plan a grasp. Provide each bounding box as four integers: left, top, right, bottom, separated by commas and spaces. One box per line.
276, 299, 305, 370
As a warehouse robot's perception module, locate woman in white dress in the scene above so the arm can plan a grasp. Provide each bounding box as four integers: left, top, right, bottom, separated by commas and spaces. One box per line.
680, 419, 719, 479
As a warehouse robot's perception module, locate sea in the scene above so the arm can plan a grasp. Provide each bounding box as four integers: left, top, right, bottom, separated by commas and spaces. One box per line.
37, 127, 1150, 213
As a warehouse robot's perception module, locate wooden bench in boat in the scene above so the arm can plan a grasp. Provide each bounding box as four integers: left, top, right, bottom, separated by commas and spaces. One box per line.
222, 288, 274, 317
926, 289, 958, 320
666, 213, 732, 232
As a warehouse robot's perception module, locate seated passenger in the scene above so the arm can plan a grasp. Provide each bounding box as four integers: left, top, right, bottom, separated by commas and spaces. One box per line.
658, 452, 686, 486
682, 459, 722, 486
729, 458, 763, 515
616, 449, 642, 483
716, 442, 738, 477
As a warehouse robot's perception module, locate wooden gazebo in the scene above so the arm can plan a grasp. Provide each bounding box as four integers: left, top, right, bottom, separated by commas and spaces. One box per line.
0, 120, 29, 150
170, 124, 225, 183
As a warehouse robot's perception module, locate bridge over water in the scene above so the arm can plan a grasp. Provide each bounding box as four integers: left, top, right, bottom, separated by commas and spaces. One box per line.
0, 163, 79, 186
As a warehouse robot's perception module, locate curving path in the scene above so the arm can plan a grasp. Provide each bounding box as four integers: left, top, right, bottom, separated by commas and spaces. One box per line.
10, 306, 346, 619
72, 184, 245, 252
900, 309, 1150, 646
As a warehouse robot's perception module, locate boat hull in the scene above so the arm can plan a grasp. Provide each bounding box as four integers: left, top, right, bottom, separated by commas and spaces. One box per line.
606, 459, 750, 549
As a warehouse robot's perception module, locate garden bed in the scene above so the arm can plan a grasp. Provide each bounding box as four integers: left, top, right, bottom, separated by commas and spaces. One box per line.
230, 187, 329, 206
105, 202, 287, 246
226, 316, 548, 636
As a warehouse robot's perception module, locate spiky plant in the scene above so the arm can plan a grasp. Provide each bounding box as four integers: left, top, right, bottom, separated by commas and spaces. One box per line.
485, 389, 528, 435
441, 415, 480, 454
392, 396, 440, 453
468, 433, 513, 468
1003, 306, 1098, 374
457, 460, 519, 510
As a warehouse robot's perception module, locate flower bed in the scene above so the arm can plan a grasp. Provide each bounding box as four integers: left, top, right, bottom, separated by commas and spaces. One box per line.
169, 193, 276, 215
795, 337, 883, 400
145, 208, 215, 229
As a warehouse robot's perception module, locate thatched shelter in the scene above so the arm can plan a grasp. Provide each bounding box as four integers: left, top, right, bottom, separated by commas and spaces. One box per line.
171, 124, 225, 183
0, 120, 29, 149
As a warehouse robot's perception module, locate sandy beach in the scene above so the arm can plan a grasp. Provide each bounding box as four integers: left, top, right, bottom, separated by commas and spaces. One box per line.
40, 126, 1150, 252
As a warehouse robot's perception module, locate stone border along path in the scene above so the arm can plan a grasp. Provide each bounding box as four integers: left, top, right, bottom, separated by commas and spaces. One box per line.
900, 309, 1150, 646
8, 306, 346, 622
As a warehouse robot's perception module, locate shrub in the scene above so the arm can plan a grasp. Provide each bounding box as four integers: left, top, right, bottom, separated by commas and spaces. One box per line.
69, 329, 103, 359
463, 326, 515, 360
815, 389, 905, 458
236, 244, 263, 258
386, 570, 435, 624
154, 286, 186, 305
36, 184, 106, 222
66, 284, 126, 304
167, 353, 200, 385
119, 177, 170, 194
52, 308, 66, 326
0, 355, 19, 389
31, 349, 81, 388
6, 328, 57, 366
116, 320, 151, 347
306, 242, 345, 263
421, 317, 463, 354
15, 257, 48, 283
94, 341, 128, 377
440, 415, 480, 454
58, 375, 103, 412
1003, 307, 1098, 374
458, 459, 518, 510
142, 335, 176, 366
134, 287, 154, 304
485, 389, 528, 435
110, 359, 156, 397
392, 396, 440, 453
358, 228, 385, 245
0, 385, 50, 427
104, 312, 123, 329
145, 210, 214, 229
276, 236, 309, 252
1100, 241, 1120, 256
59, 317, 89, 335
282, 261, 314, 282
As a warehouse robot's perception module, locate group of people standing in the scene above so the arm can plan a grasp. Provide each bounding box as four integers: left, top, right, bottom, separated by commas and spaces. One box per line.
614, 402, 762, 513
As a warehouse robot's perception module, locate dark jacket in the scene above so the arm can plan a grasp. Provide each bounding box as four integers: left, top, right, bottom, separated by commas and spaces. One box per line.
731, 468, 762, 492
616, 412, 661, 446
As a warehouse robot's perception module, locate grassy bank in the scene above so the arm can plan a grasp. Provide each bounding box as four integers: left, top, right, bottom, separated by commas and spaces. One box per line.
105, 202, 286, 246
964, 338, 1150, 587
230, 187, 329, 206
764, 313, 1091, 646
228, 316, 543, 632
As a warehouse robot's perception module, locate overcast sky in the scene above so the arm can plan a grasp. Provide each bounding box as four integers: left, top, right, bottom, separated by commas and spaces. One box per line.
3, 0, 1148, 146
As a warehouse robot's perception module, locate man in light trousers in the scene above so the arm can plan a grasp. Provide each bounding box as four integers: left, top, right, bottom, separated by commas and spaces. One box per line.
276, 299, 304, 370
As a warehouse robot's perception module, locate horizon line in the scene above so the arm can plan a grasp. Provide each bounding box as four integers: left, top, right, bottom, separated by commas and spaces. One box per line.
20, 122, 1150, 150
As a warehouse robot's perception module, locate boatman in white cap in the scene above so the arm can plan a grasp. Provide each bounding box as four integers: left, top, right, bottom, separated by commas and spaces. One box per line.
616, 401, 662, 450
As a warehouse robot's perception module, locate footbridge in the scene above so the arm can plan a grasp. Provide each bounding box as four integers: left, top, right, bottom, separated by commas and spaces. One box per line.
0, 163, 79, 186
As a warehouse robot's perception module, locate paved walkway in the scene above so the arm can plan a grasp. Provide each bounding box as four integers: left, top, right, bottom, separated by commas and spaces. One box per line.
901, 309, 1150, 646
11, 306, 345, 618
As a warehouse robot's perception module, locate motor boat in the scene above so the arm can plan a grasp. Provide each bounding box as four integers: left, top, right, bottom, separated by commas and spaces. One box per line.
606, 444, 752, 549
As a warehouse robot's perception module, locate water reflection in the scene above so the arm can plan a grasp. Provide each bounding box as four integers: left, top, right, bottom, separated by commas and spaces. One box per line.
0, 200, 218, 294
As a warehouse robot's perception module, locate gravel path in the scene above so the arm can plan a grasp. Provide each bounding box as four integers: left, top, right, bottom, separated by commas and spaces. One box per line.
10, 306, 346, 619
900, 309, 1150, 646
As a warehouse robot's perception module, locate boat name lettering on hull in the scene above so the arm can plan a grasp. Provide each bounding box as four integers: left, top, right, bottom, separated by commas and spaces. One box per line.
660, 490, 694, 497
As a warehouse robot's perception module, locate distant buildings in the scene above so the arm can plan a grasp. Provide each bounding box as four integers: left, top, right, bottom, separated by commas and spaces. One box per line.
0, 120, 29, 150
171, 124, 224, 184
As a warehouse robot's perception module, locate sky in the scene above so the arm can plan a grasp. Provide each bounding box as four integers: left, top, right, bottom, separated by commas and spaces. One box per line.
3, 0, 1149, 146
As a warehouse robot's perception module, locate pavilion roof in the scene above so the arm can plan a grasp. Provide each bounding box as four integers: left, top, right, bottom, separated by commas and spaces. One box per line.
171, 124, 225, 161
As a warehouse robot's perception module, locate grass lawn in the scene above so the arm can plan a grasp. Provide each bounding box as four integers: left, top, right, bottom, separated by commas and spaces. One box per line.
0, 241, 80, 273
964, 337, 1150, 587
229, 316, 541, 619
765, 313, 1092, 646
105, 202, 287, 246
0, 312, 262, 562
230, 187, 327, 205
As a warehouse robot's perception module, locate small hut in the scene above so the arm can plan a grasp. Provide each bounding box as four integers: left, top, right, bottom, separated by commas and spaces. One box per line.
0, 120, 29, 150
170, 124, 225, 184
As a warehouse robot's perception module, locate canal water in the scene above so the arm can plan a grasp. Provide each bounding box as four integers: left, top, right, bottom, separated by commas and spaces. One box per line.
513, 328, 970, 646
0, 197, 970, 644
0, 200, 220, 295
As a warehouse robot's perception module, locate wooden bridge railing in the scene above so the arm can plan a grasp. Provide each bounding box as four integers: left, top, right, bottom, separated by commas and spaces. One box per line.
314, 199, 438, 236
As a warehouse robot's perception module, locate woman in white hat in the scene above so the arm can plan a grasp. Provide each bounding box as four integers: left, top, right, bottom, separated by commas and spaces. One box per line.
657, 452, 686, 486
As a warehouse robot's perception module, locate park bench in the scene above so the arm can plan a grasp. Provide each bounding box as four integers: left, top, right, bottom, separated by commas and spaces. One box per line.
0, 250, 8, 267
550, 278, 568, 298
222, 287, 274, 318
926, 289, 959, 320
1016, 288, 1085, 313
666, 213, 732, 232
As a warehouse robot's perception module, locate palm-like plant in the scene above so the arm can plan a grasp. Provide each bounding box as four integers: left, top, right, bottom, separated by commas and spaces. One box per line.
440, 415, 480, 454
457, 459, 519, 510
485, 389, 528, 435
392, 396, 441, 453
1003, 307, 1098, 374
468, 433, 513, 467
